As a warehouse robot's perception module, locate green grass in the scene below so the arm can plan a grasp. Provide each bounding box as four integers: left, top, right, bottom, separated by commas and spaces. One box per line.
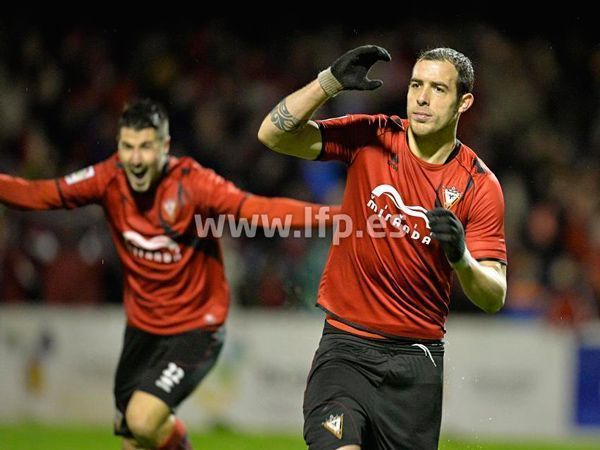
0, 424, 599, 450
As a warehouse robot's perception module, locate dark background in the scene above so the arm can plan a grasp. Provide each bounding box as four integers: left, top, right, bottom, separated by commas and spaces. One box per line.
0, 15, 597, 325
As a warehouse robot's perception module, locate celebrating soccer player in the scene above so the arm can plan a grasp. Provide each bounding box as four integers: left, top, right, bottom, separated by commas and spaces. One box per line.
0, 99, 336, 450
258, 45, 507, 450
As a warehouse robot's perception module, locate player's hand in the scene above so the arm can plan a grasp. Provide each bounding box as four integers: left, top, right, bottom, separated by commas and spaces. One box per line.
426, 208, 466, 264
318, 45, 391, 97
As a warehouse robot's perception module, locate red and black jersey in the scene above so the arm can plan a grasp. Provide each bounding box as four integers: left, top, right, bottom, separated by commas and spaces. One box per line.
0, 155, 246, 334
316, 114, 507, 340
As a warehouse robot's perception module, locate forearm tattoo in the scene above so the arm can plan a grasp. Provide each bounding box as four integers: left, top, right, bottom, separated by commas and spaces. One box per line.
270, 99, 307, 132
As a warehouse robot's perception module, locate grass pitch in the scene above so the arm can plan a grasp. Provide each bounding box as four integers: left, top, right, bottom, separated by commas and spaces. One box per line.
1, 423, 599, 449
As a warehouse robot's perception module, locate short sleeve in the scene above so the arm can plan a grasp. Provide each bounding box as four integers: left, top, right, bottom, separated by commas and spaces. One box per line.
316, 114, 384, 165
56, 156, 117, 208
191, 165, 248, 218
465, 173, 507, 264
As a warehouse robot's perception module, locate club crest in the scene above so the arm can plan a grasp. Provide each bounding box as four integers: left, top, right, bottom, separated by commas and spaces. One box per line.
322, 413, 343, 439
162, 199, 177, 222
442, 186, 462, 209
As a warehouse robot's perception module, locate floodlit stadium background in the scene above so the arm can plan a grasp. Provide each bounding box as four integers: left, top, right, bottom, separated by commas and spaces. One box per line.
0, 15, 599, 449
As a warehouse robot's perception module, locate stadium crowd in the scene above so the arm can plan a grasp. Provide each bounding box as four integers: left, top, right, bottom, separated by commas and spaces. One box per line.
0, 19, 597, 325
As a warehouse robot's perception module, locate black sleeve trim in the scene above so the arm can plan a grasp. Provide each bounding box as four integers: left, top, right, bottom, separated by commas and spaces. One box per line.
54, 179, 67, 208
476, 257, 507, 265
314, 122, 327, 161
235, 193, 251, 219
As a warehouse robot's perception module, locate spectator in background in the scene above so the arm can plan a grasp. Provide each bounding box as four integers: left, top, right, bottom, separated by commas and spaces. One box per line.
0, 22, 597, 318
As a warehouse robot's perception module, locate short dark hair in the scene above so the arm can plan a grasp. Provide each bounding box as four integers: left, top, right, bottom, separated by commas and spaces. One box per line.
417, 48, 474, 98
118, 99, 170, 140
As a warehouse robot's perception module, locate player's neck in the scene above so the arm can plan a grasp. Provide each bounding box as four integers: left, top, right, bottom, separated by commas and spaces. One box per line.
407, 127, 458, 165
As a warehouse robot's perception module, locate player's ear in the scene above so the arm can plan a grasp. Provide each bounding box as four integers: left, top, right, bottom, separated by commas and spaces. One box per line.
162, 137, 171, 154
458, 93, 474, 114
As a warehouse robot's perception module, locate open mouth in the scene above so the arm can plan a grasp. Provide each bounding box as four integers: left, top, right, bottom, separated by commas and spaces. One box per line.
130, 167, 148, 181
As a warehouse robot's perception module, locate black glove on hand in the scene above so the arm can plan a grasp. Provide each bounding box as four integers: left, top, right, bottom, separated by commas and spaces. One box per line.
318, 45, 391, 97
426, 208, 466, 264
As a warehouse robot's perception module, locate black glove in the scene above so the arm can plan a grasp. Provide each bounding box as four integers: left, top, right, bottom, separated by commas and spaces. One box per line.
318, 45, 391, 97
426, 208, 466, 264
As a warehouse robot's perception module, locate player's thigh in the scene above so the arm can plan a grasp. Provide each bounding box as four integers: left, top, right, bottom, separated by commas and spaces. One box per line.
114, 326, 162, 417
125, 390, 172, 434
113, 326, 224, 437
303, 363, 369, 449
303, 336, 386, 449
372, 351, 444, 450
137, 326, 225, 409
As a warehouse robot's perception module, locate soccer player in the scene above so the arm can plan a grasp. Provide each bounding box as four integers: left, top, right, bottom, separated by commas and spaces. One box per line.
0, 99, 336, 450
258, 45, 507, 449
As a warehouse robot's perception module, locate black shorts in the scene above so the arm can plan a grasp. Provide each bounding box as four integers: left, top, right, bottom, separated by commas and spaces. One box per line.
303, 324, 444, 450
113, 325, 224, 436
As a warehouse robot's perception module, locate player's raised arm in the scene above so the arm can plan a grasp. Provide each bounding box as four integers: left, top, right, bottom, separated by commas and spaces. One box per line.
257, 45, 391, 160
0, 159, 111, 211
239, 195, 340, 229
0, 174, 65, 210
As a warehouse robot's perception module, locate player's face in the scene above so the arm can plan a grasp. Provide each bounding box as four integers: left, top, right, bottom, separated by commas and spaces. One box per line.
407, 60, 472, 137
118, 127, 169, 192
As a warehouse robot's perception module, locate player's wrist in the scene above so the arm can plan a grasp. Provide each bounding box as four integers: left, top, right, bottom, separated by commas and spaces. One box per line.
449, 247, 471, 270
318, 68, 344, 97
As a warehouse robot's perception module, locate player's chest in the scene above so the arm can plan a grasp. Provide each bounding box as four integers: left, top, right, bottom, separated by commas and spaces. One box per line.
350, 147, 472, 226
107, 180, 195, 236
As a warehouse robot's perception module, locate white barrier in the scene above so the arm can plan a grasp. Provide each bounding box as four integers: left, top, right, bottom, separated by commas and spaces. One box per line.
443, 317, 575, 438
0, 305, 597, 439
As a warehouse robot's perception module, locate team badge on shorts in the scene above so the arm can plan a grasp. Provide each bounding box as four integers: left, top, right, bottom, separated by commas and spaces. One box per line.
442, 186, 462, 209
322, 413, 344, 439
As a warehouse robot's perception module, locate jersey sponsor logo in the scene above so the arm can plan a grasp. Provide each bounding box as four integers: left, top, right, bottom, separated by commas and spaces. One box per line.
442, 185, 462, 209
366, 184, 432, 245
122, 230, 182, 263
64, 166, 95, 185
155, 362, 185, 393
322, 413, 343, 439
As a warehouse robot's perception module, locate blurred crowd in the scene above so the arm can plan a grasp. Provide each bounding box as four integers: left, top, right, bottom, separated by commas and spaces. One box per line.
0, 19, 598, 326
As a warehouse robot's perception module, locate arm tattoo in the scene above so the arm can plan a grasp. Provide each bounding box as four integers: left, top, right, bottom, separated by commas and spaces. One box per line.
270, 99, 307, 132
